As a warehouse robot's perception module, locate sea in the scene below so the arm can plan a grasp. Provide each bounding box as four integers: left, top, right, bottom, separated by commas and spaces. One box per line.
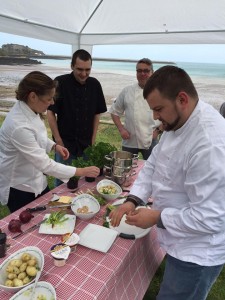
0, 58, 225, 110
37, 58, 225, 80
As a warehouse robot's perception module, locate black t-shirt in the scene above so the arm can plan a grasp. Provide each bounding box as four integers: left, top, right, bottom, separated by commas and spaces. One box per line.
48, 72, 107, 155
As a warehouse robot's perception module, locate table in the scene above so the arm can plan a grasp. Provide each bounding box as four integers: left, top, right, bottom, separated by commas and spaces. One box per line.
0, 161, 165, 300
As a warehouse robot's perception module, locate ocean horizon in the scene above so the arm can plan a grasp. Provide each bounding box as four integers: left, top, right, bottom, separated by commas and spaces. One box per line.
37, 58, 225, 80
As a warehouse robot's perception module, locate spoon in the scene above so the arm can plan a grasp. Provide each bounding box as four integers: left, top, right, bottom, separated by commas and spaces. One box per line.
30, 270, 41, 299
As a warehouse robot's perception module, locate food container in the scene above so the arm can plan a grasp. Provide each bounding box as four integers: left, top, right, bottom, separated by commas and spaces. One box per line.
61, 233, 80, 252
50, 243, 71, 267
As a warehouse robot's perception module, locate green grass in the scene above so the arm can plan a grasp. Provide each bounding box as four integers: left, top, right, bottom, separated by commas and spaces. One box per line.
0, 115, 225, 299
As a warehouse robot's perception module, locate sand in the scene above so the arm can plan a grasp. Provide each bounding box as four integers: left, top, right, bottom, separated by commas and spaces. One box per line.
0, 64, 224, 113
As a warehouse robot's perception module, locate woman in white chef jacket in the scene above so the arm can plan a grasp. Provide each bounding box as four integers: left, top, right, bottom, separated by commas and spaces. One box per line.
0, 71, 99, 212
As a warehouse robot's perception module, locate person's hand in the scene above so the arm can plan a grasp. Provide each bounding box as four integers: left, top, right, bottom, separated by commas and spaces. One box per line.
109, 202, 136, 227
126, 208, 161, 229
119, 128, 130, 140
55, 144, 70, 160
76, 166, 100, 178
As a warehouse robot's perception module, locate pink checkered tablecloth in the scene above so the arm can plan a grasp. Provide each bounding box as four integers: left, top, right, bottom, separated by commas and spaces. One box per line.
0, 161, 165, 300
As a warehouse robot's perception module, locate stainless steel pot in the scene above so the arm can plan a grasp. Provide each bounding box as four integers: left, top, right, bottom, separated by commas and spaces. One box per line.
105, 151, 138, 168
104, 151, 138, 186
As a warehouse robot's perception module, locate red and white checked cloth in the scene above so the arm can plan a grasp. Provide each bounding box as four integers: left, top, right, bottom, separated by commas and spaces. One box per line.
0, 161, 165, 300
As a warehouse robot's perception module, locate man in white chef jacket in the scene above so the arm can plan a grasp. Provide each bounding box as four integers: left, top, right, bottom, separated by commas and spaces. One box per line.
110, 65, 225, 300
109, 58, 161, 160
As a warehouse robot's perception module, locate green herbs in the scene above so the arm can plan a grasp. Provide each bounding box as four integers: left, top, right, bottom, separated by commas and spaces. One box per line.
44, 211, 69, 228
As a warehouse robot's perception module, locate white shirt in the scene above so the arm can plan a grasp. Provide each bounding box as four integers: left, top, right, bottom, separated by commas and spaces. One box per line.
0, 101, 75, 205
131, 100, 225, 266
109, 83, 158, 149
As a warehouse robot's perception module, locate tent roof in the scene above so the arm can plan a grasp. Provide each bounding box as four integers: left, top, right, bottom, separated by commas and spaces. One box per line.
1, 0, 225, 53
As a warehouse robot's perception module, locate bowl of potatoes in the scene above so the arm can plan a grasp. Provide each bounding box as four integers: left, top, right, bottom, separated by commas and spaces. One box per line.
0, 246, 44, 293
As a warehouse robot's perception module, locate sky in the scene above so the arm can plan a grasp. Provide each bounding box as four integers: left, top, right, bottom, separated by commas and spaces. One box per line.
1, 32, 225, 64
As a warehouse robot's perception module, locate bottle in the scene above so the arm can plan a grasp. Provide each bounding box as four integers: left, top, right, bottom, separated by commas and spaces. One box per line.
0, 232, 7, 258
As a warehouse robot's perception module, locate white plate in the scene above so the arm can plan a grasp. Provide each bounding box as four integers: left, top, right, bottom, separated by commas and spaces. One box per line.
39, 214, 76, 235
107, 206, 151, 239
9, 281, 56, 300
79, 224, 118, 253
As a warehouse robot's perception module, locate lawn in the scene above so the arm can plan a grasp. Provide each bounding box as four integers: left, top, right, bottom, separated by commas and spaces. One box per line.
0, 115, 224, 299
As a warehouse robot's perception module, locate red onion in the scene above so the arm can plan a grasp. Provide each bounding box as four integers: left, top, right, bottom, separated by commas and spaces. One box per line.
8, 219, 22, 233
19, 210, 34, 224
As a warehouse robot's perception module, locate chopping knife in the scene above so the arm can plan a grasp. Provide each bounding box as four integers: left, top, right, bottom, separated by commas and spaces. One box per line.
12, 219, 46, 239
27, 203, 75, 212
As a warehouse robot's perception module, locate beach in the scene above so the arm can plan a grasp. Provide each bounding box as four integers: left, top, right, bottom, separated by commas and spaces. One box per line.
0, 63, 224, 113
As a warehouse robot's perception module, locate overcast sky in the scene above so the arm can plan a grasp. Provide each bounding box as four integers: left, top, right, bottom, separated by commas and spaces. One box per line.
1, 32, 225, 64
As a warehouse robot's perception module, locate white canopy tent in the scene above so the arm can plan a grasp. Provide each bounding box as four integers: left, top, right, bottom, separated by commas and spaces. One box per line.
0, 0, 225, 54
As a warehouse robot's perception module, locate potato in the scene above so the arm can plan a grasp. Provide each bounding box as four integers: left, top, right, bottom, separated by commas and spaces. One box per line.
23, 276, 31, 285
9, 259, 22, 267
27, 259, 37, 266
5, 279, 13, 287
19, 262, 27, 272
13, 278, 23, 287
7, 273, 17, 280
26, 266, 37, 277
6, 265, 14, 273
12, 266, 20, 275
17, 272, 27, 280
21, 253, 31, 262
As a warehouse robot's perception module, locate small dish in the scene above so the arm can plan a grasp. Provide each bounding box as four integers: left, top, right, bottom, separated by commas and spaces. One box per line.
9, 281, 56, 300
0, 246, 44, 293
97, 179, 122, 201
71, 194, 100, 220
39, 214, 76, 235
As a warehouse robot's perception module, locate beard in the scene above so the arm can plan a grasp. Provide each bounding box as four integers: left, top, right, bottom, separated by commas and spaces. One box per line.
162, 115, 181, 131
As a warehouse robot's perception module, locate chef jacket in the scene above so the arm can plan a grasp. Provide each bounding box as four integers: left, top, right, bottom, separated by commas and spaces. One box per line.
131, 100, 225, 266
109, 83, 159, 149
0, 101, 75, 205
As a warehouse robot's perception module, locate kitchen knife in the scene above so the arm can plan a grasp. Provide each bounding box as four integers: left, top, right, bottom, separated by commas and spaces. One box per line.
12, 219, 46, 239
27, 203, 75, 212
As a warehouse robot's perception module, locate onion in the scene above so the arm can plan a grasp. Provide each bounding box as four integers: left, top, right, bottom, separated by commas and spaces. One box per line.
19, 210, 34, 224
8, 219, 22, 233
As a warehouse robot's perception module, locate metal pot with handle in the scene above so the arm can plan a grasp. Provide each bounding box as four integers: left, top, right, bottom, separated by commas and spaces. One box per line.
105, 151, 138, 168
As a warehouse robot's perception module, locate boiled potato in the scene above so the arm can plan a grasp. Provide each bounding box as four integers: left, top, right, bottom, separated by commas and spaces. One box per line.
9, 259, 22, 267
26, 266, 37, 277
6, 265, 14, 273
12, 266, 20, 275
13, 278, 23, 287
27, 259, 37, 266
23, 276, 31, 285
21, 253, 31, 262
17, 272, 27, 280
5, 279, 13, 287
7, 273, 17, 280
19, 262, 27, 272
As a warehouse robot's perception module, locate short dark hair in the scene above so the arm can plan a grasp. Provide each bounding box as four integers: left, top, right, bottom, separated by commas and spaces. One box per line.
71, 49, 92, 66
143, 65, 198, 100
137, 58, 153, 71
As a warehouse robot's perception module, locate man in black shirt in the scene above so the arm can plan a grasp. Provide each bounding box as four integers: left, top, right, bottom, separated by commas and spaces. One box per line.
47, 49, 107, 186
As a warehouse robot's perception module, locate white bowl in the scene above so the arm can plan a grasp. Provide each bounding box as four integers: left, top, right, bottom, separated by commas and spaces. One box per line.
96, 179, 122, 201
71, 194, 100, 220
9, 281, 56, 300
0, 246, 44, 293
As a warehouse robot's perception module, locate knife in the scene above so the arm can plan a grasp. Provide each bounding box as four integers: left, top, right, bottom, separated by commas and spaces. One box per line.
12, 219, 46, 239
27, 203, 75, 212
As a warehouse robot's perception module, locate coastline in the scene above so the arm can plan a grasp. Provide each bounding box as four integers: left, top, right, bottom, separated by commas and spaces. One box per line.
0, 64, 224, 113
